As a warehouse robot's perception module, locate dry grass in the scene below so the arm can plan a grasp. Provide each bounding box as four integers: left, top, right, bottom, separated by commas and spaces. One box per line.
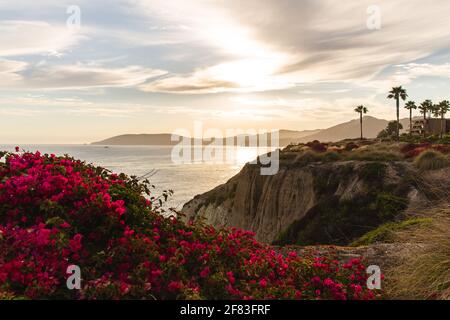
384, 206, 450, 300
412, 169, 450, 204
414, 150, 450, 171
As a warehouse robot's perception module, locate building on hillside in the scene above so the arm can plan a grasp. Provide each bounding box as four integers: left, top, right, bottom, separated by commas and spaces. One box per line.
411, 118, 450, 135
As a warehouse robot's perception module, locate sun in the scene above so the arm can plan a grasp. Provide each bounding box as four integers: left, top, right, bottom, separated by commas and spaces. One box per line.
234, 147, 259, 166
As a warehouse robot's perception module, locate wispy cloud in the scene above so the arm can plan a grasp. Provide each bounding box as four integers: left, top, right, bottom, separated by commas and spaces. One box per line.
134, 0, 450, 93
0, 20, 86, 57
25, 64, 166, 90
0, 95, 146, 118
0, 59, 28, 85
2, 62, 167, 90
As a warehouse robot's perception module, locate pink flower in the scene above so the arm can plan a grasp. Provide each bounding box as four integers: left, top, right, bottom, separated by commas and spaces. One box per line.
15, 146, 20, 152
151, 270, 163, 278
69, 234, 83, 252
168, 281, 182, 292
226, 271, 236, 285
115, 207, 126, 216
120, 283, 130, 295
259, 279, 267, 288
323, 278, 334, 287
36, 228, 52, 245
200, 267, 210, 278
60, 222, 71, 229
311, 276, 322, 286
0, 150, 375, 301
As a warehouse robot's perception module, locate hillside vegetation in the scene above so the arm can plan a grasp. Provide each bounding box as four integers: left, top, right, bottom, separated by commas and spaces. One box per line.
184, 139, 450, 245
183, 139, 450, 300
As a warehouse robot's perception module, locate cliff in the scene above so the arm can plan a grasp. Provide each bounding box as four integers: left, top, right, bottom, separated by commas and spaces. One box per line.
183, 144, 423, 244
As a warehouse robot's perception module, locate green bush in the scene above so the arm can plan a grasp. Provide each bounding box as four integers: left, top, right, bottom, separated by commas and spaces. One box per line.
322, 151, 343, 162
274, 190, 409, 246
414, 150, 450, 171
274, 161, 410, 247
351, 218, 433, 246
358, 162, 387, 182
438, 134, 450, 145
294, 151, 321, 166
373, 193, 409, 220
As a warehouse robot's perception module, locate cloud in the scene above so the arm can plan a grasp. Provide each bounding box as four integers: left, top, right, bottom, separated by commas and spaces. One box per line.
229, 95, 393, 122
355, 62, 450, 95
0, 59, 28, 73
392, 63, 450, 83
26, 64, 166, 89
0, 59, 28, 85
0, 20, 86, 57
140, 58, 294, 94
219, 0, 450, 79
140, 74, 239, 94
0, 95, 146, 118
133, 0, 450, 93
1, 62, 167, 90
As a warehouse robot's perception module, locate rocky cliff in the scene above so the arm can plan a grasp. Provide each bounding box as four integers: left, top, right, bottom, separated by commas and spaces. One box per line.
183, 151, 422, 244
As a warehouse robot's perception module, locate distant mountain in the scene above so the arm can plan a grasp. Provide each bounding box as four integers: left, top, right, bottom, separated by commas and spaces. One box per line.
297, 116, 388, 142
277, 129, 322, 146
92, 116, 411, 146
91, 129, 323, 147
92, 134, 182, 146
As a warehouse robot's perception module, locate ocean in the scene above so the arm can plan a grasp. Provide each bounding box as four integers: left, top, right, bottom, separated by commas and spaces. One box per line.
0, 144, 265, 210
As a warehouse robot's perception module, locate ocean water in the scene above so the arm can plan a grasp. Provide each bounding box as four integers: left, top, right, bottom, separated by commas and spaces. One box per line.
0, 144, 264, 209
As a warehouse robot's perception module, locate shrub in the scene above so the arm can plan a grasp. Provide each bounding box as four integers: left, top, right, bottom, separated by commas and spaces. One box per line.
358, 162, 387, 181
400, 143, 430, 155
294, 151, 321, 166
344, 142, 359, 151
432, 144, 450, 154
322, 151, 343, 162
347, 151, 402, 162
373, 193, 409, 220
274, 162, 410, 247
401, 143, 450, 159
351, 218, 432, 246
306, 140, 328, 153
438, 134, 450, 145
414, 151, 450, 171
0, 151, 376, 300
274, 190, 408, 247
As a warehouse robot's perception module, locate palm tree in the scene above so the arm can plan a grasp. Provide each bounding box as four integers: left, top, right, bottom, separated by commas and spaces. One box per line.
418, 100, 432, 120
431, 103, 441, 119
437, 100, 450, 138
404, 101, 417, 135
387, 86, 408, 140
354, 105, 368, 140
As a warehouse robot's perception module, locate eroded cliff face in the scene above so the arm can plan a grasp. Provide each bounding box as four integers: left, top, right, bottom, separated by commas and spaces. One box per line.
182, 160, 420, 244
184, 164, 316, 243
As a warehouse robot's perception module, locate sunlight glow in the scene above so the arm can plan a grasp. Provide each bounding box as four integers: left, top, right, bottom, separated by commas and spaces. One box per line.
234, 147, 259, 166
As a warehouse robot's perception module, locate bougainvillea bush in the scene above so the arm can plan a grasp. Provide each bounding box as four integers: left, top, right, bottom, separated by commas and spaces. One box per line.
0, 150, 376, 300
401, 142, 450, 158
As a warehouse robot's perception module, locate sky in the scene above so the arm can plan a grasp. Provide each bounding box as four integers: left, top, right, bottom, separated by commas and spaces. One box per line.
2, 0, 450, 143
